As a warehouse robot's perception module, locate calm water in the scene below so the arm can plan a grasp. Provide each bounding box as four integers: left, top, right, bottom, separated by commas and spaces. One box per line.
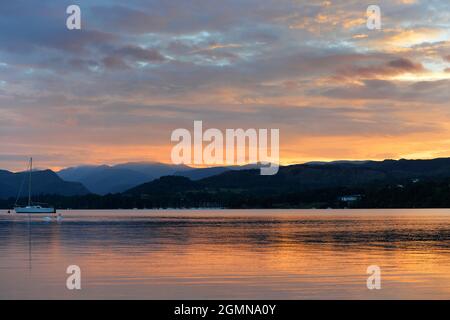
1, 209, 450, 299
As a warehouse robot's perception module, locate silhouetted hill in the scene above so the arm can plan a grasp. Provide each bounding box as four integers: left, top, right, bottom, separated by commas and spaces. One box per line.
173, 163, 273, 180
114, 162, 191, 177
0, 169, 90, 199
199, 164, 387, 191
58, 165, 154, 195
362, 158, 450, 178
124, 164, 388, 199
198, 157, 450, 191
58, 162, 191, 194
120, 158, 450, 208
307, 158, 450, 182
5, 157, 450, 209
174, 167, 230, 180
126, 176, 200, 195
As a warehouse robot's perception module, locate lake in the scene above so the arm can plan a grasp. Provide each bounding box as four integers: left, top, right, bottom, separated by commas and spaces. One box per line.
1, 209, 450, 299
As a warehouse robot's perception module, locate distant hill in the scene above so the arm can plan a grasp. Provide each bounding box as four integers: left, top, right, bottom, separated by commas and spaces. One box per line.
174, 167, 230, 180
126, 163, 388, 196
197, 157, 450, 191
122, 157, 450, 208
173, 163, 274, 180
199, 164, 387, 191
57, 162, 271, 194
114, 162, 191, 177
0, 169, 89, 199
6, 157, 450, 209
126, 176, 200, 195
58, 162, 191, 195
58, 165, 154, 195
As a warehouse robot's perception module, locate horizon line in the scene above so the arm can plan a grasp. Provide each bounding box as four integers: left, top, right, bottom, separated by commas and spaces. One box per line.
4, 156, 450, 173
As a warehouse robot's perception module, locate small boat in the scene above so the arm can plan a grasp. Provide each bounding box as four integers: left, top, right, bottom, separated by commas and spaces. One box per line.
14, 158, 56, 214
15, 206, 56, 214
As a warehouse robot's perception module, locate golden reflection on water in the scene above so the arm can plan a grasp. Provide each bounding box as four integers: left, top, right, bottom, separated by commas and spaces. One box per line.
1, 209, 450, 299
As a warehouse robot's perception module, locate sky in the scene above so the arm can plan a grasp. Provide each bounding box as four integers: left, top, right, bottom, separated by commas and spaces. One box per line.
0, 0, 449, 171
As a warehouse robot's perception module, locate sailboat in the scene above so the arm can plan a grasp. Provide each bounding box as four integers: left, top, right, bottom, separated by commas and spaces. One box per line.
14, 158, 56, 214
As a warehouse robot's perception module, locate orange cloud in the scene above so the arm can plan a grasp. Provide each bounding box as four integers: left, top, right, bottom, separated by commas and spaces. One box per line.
367, 28, 446, 51
334, 58, 425, 81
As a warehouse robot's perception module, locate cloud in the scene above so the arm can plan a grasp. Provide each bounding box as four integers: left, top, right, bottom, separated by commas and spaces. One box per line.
116, 45, 166, 62
1, 0, 450, 169
387, 58, 423, 71
102, 56, 129, 70
385, 28, 445, 47
101, 45, 166, 70
322, 79, 450, 104
334, 58, 425, 81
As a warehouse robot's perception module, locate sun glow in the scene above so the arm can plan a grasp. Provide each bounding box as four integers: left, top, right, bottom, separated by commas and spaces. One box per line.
390, 72, 450, 82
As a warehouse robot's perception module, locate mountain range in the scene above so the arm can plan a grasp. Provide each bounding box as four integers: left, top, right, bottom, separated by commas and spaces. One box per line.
56, 162, 265, 195
123, 157, 450, 198
4, 158, 450, 204
0, 169, 89, 200
124, 160, 393, 197
118, 157, 450, 208
57, 162, 192, 195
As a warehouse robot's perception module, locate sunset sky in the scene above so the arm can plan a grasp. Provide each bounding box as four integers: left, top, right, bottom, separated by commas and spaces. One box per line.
0, 0, 449, 171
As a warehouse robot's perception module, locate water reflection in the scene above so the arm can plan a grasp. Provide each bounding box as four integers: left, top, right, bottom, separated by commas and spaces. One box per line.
1, 209, 450, 299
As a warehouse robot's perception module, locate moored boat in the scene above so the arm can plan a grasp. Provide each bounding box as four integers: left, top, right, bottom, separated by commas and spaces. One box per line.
14, 158, 56, 214
15, 206, 56, 214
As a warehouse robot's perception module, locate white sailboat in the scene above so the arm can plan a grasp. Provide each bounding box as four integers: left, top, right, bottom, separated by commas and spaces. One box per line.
14, 158, 56, 214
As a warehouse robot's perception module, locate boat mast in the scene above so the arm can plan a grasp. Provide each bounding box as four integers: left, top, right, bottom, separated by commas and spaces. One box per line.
28, 157, 32, 206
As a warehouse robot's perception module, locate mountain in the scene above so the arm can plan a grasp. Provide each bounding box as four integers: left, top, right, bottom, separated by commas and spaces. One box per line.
199, 163, 391, 192
129, 163, 388, 196
0, 169, 89, 199
6, 157, 450, 209
174, 167, 230, 180
58, 165, 153, 195
126, 176, 200, 195
57, 161, 266, 194
57, 162, 191, 195
173, 163, 273, 180
121, 162, 389, 208
199, 157, 450, 191
113, 162, 191, 177
121, 157, 450, 208
309, 158, 450, 180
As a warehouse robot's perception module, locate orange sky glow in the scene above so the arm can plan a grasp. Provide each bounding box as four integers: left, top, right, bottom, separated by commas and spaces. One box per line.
0, 0, 449, 171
